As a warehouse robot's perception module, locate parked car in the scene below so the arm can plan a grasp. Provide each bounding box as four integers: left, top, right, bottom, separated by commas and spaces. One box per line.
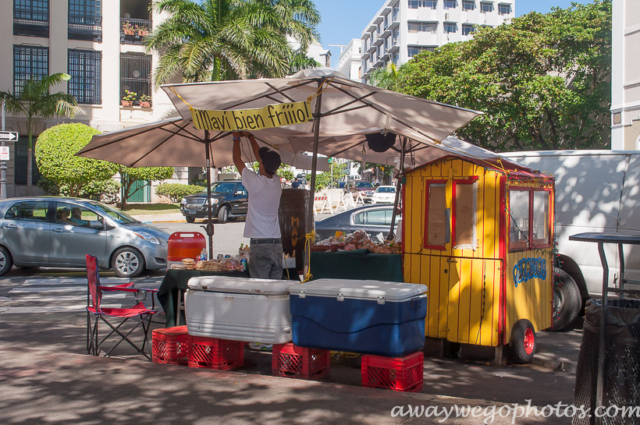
315, 205, 401, 241
180, 180, 248, 223
371, 185, 396, 204
343, 180, 375, 202
0, 197, 169, 278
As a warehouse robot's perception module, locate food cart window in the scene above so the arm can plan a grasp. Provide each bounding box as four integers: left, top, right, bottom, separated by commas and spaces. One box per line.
454, 182, 477, 249
532, 191, 550, 245
509, 190, 530, 250
424, 182, 448, 249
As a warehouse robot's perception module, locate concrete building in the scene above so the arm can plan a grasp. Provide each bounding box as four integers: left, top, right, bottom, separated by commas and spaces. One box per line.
336, 39, 363, 81
1, 0, 186, 200
611, 0, 640, 150
359, 0, 515, 83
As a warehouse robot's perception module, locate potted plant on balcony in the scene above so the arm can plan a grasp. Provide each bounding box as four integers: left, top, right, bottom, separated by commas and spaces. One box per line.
137, 25, 149, 37
122, 21, 135, 36
139, 94, 152, 108
121, 90, 137, 107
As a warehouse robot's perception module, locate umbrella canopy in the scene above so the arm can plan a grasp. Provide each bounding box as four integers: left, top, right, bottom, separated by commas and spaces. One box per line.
78, 69, 481, 169
77, 69, 484, 259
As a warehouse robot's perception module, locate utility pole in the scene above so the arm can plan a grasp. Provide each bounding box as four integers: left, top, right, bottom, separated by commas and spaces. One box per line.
1, 100, 7, 199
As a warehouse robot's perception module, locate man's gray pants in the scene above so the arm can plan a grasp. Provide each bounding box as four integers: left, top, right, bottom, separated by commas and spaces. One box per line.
249, 241, 283, 279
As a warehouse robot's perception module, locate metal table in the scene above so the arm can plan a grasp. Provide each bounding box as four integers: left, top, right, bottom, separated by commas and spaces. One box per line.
568, 232, 640, 424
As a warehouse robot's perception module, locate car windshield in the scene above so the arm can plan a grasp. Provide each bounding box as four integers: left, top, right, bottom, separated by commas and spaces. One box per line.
211, 182, 236, 194
356, 182, 374, 189
376, 186, 395, 193
88, 201, 139, 224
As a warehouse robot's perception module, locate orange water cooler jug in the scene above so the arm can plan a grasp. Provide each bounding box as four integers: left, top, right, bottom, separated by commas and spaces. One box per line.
167, 232, 207, 269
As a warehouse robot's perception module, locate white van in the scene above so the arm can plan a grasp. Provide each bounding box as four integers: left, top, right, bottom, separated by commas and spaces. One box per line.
503, 150, 640, 328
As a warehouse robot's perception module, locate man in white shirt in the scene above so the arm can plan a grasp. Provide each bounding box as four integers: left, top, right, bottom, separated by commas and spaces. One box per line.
232, 131, 283, 279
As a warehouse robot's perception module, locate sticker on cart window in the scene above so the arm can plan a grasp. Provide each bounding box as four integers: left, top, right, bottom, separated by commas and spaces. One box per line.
513, 257, 547, 287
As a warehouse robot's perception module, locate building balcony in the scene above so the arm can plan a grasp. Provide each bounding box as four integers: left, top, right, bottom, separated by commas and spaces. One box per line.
381, 51, 390, 61
382, 27, 392, 38
388, 39, 399, 53
367, 43, 376, 54
68, 14, 102, 42
121, 17, 152, 45
374, 37, 384, 46
375, 57, 385, 68
361, 51, 371, 60
13, 7, 49, 38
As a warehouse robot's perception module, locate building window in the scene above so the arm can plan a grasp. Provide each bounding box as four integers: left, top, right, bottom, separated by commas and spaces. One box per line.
14, 138, 41, 185
408, 46, 434, 57
120, 53, 152, 105
408, 0, 437, 9
14, 0, 49, 37
444, 0, 457, 9
462, 24, 474, 35
444, 23, 457, 33
68, 0, 102, 41
68, 50, 102, 104
498, 4, 511, 15
480, 2, 494, 13
408, 22, 437, 33
462, 1, 475, 10
13, 45, 49, 96
392, 7, 399, 21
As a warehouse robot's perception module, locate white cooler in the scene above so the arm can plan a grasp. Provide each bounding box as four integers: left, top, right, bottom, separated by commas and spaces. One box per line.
184, 276, 293, 344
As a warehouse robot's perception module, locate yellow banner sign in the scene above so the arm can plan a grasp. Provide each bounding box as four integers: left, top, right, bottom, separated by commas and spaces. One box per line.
191, 101, 313, 131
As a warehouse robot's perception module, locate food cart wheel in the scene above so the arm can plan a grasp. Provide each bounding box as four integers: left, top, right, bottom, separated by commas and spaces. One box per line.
509, 319, 536, 364
552, 268, 581, 331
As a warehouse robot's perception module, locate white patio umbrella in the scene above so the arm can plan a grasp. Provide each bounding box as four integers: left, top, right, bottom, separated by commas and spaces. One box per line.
78, 69, 482, 257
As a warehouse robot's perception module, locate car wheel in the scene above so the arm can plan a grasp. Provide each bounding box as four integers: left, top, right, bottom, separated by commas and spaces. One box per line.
552, 268, 582, 331
0, 247, 13, 276
112, 247, 145, 278
185, 216, 195, 223
217, 205, 229, 223
509, 319, 536, 364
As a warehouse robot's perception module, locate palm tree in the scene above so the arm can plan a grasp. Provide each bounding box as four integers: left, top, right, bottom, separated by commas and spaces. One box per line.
146, 0, 320, 86
368, 63, 403, 92
0, 73, 80, 192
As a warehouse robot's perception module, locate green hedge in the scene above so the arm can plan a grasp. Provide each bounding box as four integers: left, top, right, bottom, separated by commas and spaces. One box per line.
155, 183, 204, 203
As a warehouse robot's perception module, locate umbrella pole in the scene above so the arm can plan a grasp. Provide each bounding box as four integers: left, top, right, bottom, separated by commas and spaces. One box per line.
387, 137, 406, 240
204, 130, 214, 258
305, 78, 326, 277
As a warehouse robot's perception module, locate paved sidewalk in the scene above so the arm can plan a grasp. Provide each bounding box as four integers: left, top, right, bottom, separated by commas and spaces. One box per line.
0, 310, 579, 425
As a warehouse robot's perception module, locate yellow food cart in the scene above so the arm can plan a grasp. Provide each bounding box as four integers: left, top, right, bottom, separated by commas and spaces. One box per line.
402, 154, 554, 363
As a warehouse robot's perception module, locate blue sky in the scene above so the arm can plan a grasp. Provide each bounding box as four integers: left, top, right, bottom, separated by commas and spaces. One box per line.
316, 0, 591, 68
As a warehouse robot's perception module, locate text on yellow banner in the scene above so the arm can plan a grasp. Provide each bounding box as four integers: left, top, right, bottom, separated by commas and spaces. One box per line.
191, 101, 313, 131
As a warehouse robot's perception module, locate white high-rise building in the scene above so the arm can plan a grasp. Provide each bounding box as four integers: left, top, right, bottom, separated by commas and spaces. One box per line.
611, 0, 640, 150
359, 0, 515, 83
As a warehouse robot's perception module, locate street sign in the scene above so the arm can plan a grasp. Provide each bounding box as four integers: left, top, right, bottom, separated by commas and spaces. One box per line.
0, 132, 18, 142
0, 147, 9, 161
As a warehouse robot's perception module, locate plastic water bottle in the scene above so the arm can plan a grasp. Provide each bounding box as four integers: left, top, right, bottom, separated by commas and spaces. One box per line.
241, 258, 247, 272
199, 248, 207, 261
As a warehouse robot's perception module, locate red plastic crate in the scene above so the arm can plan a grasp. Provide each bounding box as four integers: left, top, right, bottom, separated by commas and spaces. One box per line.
361, 352, 424, 392
188, 336, 244, 370
152, 326, 190, 365
272, 343, 330, 380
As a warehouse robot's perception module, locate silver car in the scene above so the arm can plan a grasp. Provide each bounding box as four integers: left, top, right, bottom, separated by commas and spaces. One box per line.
0, 197, 169, 277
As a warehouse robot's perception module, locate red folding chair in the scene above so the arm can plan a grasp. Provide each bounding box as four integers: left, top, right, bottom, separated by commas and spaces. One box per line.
86, 254, 158, 360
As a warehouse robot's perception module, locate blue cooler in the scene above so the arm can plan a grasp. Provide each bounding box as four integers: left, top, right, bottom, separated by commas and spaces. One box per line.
289, 279, 427, 357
